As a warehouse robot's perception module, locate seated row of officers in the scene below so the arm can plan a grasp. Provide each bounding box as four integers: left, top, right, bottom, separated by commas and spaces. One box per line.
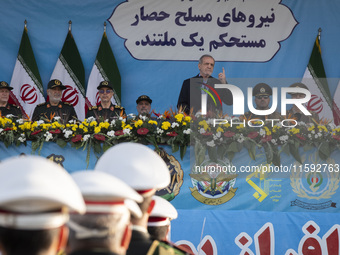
0, 79, 318, 124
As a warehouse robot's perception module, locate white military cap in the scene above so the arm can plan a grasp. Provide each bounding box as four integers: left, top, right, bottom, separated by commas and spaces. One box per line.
148, 196, 178, 227
71, 170, 143, 218
95, 143, 170, 194
0, 156, 85, 230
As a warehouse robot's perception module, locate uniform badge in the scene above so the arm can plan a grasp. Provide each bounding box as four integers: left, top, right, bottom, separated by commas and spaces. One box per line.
260, 87, 265, 93
110, 106, 114, 111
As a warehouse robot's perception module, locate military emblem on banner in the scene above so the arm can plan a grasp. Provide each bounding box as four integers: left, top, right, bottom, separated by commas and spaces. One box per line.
155, 148, 184, 201
190, 159, 237, 205
290, 152, 339, 210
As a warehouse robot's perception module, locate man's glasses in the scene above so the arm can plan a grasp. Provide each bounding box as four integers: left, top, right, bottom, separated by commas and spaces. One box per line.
255, 95, 269, 99
98, 90, 112, 94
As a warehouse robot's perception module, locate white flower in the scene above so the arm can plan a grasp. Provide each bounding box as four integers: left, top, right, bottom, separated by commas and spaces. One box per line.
199, 128, 206, 134
16, 119, 24, 125
107, 131, 115, 137
18, 134, 26, 143
206, 140, 215, 147
171, 122, 179, 128
213, 132, 221, 140
183, 128, 191, 135
37, 120, 44, 125
44, 132, 53, 142
156, 128, 164, 134
123, 128, 131, 135
110, 119, 116, 126
86, 116, 96, 123
83, 134, 91, 141
63, 130, 73, 139
279, 135, 288, 142
0, 128, 3, 133
139, 115, 147, 121
53, 116, 61, 121
157, 115, 164, 120
271, 139, 277, 145
259, 128, 266, 136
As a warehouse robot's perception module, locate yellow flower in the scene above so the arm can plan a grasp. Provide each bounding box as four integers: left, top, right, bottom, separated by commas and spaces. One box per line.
264, 126, 271, 135
124, 124, 133, 130
99, 122, 110, 129
94, 126, 101, 133
288, 128, 300, 134
135, 120, 143, 128
90, 121, 98, 127
236, 124, 244, 129
317, 125, 328, 132
184, 116, 191, 122
216, 127, 224, 133
175, 114, 184, 123
161, 121, 171, 130
148, 120, 158, 125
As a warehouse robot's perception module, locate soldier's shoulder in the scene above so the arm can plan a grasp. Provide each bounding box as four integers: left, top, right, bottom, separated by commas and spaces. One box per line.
36, 102, 47, 107
9, 104, 20, 109
88, 106, 98, 110
62, 102, 74, 107
114, 105, 124, 110
148, 240, 193, 255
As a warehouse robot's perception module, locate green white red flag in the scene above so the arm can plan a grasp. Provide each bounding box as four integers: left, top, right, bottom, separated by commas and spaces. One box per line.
86, 27, 121, 110
9, 23, 45, 119
50, 25, 85, 120
301, 30, 333, 122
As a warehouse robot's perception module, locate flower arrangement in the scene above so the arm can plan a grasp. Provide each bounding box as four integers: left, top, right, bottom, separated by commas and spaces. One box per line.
0, 112, 339, 167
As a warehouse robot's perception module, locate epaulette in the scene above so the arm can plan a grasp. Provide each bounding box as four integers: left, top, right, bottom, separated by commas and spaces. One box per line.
89, 106, 98, 110
114, 105, 124, 110
63, 102, 72, 106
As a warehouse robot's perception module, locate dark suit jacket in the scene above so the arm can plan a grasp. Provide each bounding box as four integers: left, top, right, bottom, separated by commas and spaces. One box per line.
177, 75, 233, 115
127, 229, 153, 255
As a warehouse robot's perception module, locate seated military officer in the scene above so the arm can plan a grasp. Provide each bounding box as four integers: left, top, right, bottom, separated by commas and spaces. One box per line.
32, 79, 77, 123
86, 81, 125, 121
286, 82, 319, 123
0, 81, 21, 118
136, 95, 152, 118
242, 83, 281, 121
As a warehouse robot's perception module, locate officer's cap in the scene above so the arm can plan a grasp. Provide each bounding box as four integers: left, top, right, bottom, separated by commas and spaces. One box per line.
0, 156, 85, 230
71, 171, 142, 218
48, 79, 66, 90
97, 81, 114, 90
253, 83, 272, 96
148, 196, 178, 227
0, 81, 13, 91
136, 95, 152, 104
95, 143, 170, 194
289, 82, 309, 94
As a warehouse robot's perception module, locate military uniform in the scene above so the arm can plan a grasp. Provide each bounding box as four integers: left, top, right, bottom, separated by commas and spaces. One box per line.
86, 103, 125, 121
32, 101, 78, 122
0, 103, 22, 118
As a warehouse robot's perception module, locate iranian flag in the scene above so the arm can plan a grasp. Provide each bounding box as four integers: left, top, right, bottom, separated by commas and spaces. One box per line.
333, 82, 340, 125
86, 26, 121, 111
9, 23, 45, 119
301, 30, 333, 122
50, 24, 85, 120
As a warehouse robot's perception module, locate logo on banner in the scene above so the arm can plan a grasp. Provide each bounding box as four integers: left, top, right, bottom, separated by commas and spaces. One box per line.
20, 84, 38, 104
290, 153, 339, 210
306, 94, 323, 114
155, 148, 184, 201
62, 85, 79, 106
190, 159, 237, 205
47, 154, 65, 167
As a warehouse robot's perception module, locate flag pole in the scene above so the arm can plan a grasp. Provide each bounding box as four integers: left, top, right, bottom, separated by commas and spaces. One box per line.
68, 20, 72, 32
318, 27, 322, 41
24, 20, 27, 29
104, 21, 106, 33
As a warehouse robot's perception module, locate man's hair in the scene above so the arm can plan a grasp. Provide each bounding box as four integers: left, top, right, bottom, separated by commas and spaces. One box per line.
147, 225, 169, 241
0, 227, 59, 255
68, 212, 129, 253
199, 54, 215, 64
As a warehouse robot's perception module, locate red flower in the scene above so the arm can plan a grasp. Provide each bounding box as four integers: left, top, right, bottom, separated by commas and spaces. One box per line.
167, 131, 178, 137
49, 129, 61, 134
3, 127, 12, 131
94, 134, 105, 141
31, 130, 42, 135
261, 135, 272, 143
137, 128, 149, 135
296, 134, 306, 140
115, 130, 124, 136
224, 131, 235, 138
247, 131, 259, 139
332, 135, 340, 141
71, 134, 82, 143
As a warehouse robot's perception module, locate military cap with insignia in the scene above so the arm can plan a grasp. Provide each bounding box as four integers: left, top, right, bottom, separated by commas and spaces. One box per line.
253, 83, 272, 96
95, 142, 170, 195
48, 79, 67, 90
97, 80, 114, 90
148, 196, 178, 227
289, 82, 309, 94
136, 95, 152, 104
0, 81, 13, 90
0, 156, 85, 230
